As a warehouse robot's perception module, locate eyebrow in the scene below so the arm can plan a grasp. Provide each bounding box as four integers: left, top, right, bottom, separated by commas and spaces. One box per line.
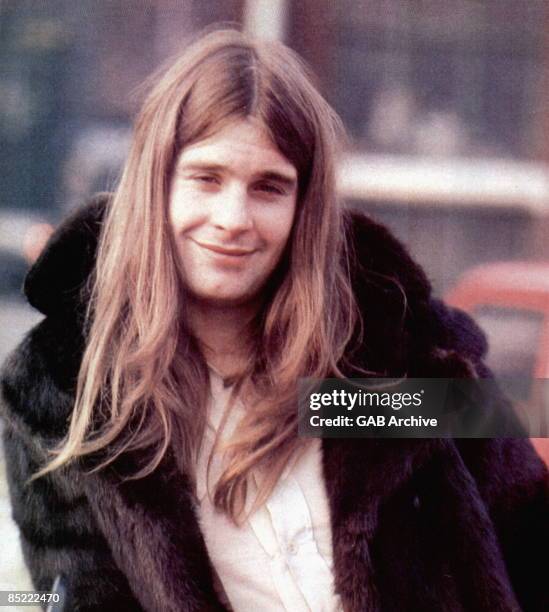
176, 162, 224, 174
176, 162, 297, 190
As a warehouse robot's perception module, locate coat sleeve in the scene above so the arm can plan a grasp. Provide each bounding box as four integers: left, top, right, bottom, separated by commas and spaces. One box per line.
0, 324, 145, 612
455, 437, 549, 612
429, 299, 549, 610
1, 421, 145, 612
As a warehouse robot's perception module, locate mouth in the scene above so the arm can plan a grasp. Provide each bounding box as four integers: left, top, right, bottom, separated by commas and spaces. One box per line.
193, 240, 256, 257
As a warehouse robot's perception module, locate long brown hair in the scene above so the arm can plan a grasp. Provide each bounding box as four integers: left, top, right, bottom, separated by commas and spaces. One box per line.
38, 29, 361, 521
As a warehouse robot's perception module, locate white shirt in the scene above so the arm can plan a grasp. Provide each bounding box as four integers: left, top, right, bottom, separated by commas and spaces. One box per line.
195, 369, 343, 612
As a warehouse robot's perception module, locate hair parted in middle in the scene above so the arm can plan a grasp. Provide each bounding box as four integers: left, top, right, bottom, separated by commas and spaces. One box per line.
38, 28, 362, 521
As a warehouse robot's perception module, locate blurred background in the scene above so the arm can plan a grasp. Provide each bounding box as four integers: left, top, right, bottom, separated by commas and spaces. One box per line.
1, 0, 549, 596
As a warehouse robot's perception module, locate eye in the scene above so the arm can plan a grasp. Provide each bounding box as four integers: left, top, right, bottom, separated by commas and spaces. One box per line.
194, 174, 219, 185
255, 182, 285, 196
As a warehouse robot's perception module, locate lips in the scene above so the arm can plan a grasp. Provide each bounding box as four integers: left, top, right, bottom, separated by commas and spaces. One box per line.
193, 239, 256, 257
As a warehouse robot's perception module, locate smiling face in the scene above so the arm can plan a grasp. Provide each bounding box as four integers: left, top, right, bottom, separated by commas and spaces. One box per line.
168, 118, 298, 310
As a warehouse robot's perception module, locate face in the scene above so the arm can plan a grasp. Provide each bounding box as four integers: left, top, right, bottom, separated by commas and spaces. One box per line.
169, 118, 298, 309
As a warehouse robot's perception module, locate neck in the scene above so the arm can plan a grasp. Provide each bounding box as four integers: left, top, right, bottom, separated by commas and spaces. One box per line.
187, 300, 259, 377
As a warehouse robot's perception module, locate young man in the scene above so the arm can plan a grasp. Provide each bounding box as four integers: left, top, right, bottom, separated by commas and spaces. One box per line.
1, 30, 547, 611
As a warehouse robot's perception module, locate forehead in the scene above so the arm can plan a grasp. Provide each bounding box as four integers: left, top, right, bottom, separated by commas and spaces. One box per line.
174, 118, 298, 179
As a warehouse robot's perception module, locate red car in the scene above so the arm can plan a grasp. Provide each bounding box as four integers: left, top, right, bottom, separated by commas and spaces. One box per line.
446, 261, 549, 465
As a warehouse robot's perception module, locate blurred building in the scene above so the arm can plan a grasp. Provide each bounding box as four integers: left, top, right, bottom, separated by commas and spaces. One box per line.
288, 0, 549, 292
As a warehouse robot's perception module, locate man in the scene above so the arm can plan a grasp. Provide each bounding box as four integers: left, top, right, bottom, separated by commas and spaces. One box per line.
1, 30, 547, 611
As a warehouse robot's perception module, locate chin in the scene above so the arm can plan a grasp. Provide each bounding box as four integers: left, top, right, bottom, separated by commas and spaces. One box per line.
187, 288, 261, 309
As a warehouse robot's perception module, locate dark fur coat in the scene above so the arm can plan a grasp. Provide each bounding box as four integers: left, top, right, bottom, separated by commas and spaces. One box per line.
1, 195, 548, 611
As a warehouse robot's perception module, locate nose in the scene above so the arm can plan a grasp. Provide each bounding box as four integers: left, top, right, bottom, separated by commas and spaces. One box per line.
211, 184, 253, 233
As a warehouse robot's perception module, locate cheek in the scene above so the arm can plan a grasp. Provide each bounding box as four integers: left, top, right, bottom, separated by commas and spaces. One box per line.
169, 188, 204, 233
268, 207, 296, 252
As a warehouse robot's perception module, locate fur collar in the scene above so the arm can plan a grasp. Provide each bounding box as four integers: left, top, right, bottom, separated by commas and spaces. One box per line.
3, 194, 517, 611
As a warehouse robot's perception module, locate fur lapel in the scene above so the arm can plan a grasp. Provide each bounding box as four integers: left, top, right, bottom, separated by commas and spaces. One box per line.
322, 438, 440, 610
82, 452, 226, 611
322, 436, 520, 612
